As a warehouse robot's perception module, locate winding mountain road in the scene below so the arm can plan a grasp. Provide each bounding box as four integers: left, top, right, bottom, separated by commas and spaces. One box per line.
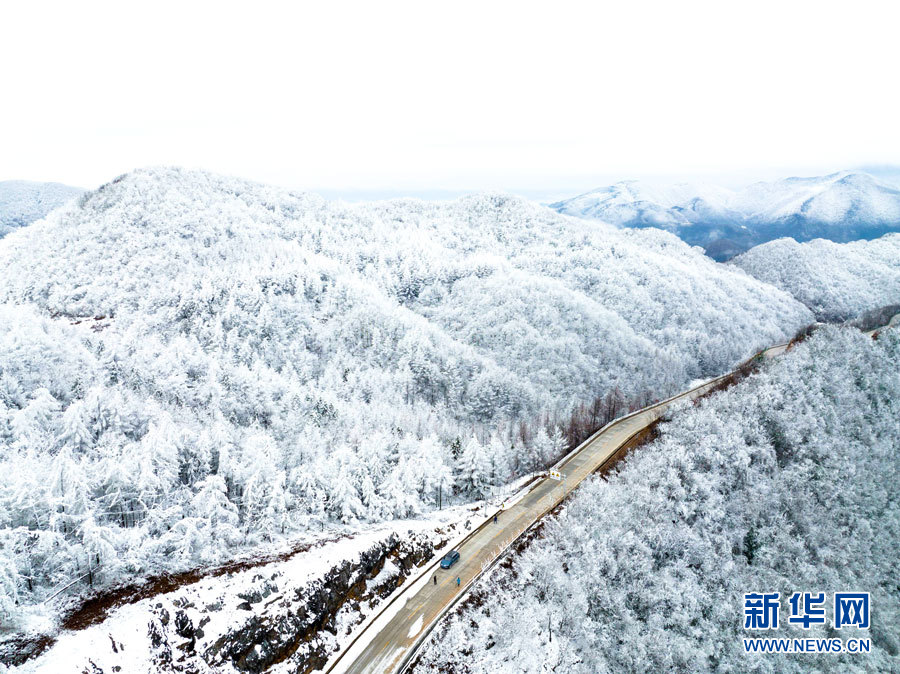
326, 321, 893, 674
325, 349, 782, 673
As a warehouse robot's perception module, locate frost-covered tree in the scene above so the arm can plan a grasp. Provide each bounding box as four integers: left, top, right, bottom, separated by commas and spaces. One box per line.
0, 555, 19, 624
530, 426, 554, 471
328, 446, 364, 524
47, 447, 92, 536
549, 425, 567, 461
57, 399, 94, 452
192, 475, 240, 551
458, 434, 491, 498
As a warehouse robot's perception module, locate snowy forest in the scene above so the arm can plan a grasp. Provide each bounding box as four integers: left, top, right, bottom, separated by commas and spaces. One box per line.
0, 181, 83, 239
413, 325, 900, 673
732, 234, 900, 320
0, 167, 815, 627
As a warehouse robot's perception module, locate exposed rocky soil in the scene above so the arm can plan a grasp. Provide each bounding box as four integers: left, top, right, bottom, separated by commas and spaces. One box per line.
122, 529, 447, 674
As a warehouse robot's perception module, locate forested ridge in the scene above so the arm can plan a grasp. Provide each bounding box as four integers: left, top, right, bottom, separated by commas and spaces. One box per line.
732, 234, 900, 321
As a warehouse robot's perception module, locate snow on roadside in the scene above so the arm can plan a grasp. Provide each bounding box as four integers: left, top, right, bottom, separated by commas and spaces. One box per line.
13, 531, 381, 673
314, 509, 491, 674
407, 615, 424, 639
10, 504, 480, 674
322, 473, 542, 674
368, 559, 400, 592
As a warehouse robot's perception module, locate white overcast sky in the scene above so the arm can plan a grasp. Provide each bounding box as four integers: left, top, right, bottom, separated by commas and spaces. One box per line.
2, 0, 898, 199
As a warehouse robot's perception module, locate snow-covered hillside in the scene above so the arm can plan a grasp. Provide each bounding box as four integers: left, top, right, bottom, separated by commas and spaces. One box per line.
548, 180, 740, 229
0, 181, 84, 238
735, 172, 900, 227
0, 167, 812, 631
731, 234, 900, 320
414, 325, 900, 673
551, 171, 900, 260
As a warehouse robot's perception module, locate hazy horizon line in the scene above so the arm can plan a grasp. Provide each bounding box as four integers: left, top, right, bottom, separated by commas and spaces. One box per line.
4, 163, 900, 204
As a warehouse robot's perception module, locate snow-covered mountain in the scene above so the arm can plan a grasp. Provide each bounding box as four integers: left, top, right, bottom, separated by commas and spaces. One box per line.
415, 325, 900, 673
731, 234, 900, 320
0, 167, 812, 632
0, 180, 84, 237
550, 180, 739, 228
551, 171, 900, 260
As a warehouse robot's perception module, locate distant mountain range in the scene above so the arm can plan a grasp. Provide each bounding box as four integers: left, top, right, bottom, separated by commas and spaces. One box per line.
551, 171, 900, 260
0, 180, 84, 237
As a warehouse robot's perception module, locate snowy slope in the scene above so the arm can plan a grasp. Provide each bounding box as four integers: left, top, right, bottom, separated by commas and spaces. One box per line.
731, 234, 900, 320
736, 172, 900, 224
0, 180, 84, 237
0, 167, 812, 633
549, 180, 739, 229
11, 507, 476, 674
552, 171, 900, 260
414, 325, 900, 673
